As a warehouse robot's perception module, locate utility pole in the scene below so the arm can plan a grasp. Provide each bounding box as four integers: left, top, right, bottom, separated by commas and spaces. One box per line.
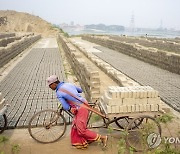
130, 12, 135, 32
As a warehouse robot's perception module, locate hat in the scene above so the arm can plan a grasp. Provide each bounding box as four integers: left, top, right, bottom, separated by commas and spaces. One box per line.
47, 75, 58, 86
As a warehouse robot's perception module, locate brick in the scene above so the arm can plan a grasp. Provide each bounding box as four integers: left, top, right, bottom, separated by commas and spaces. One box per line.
154, 104, 159, 111
139, 104, 143, 112
139, 98, 148, 104
127, 105, 132, 112
90, 81, 100, 87
135, 104, 140, 112
108, 89, 117, 99
146, 104, 151, 111
0, 93, 2, 101
131, 105, 135, 112
143, 105, 147, 111
147, 97, 160, 104
107, 105, 111, 113
158, 104, 162, 111
135, 98, 140, 105
119, 91, 126, 98
111, 105, 117, 113
123, 98, 135, 105
131, 90, 137, 98
123, 105, 128, 112
0, 98, 5, 109
119, 106, 123, 113
150, 104, 155, 111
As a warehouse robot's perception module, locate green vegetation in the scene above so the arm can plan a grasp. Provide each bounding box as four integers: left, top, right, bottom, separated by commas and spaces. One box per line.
11, 144, 21, 154
0, 135, 20, 154
154, 114, 180, 154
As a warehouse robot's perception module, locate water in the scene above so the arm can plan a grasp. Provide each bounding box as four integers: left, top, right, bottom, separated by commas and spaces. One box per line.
63, 28, 180, 38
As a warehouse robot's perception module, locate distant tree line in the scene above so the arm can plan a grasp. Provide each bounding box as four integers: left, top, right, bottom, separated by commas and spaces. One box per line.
85, 24, 125, 31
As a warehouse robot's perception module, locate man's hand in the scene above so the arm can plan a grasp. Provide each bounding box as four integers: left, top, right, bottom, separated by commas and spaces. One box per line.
70, 107, 78, 115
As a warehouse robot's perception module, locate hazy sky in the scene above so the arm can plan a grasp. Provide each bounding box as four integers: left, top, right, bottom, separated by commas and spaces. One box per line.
0, 0, 180, 29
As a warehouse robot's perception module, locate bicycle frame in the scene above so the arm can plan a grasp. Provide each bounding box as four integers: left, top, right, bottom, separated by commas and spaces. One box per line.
58, 102, 125, 131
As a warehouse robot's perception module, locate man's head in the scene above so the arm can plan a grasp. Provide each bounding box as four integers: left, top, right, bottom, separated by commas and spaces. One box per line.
47, 75, 60, 90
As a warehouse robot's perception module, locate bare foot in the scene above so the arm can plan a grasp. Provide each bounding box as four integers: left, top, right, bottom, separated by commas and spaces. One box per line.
101, 136, 108, 147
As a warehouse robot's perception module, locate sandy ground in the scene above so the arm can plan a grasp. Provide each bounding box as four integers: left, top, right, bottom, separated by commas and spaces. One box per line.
0, 10, 58, 36
1, 126, 123, 154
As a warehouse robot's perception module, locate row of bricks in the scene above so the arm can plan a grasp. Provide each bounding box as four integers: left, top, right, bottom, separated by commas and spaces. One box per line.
105, 103, 162, 113
59, 35, 101, 102
102, 95, 161, 106
83, 36, 180, 75
89, 55, 137, 87
73, 42, 138, 87
107, 86, 159, 99
0, 93, 6, 110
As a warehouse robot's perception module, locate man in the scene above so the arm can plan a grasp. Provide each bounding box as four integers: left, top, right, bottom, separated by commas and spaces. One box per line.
47, 75, 108, 149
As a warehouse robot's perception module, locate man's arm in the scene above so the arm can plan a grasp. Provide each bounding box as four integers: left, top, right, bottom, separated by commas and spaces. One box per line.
57, 96, 70, 111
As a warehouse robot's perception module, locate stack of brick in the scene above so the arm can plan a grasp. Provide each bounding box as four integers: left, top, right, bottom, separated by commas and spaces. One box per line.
0, 93, 5, 111
0, 36, 22, 47
72, 41, 139, 87
0, 34, 41, 68
82, 35, 180, 75
110, 35, 180, 55
0, 33, 15, 39
58, 34, 100, 102
100, 86, 162, 114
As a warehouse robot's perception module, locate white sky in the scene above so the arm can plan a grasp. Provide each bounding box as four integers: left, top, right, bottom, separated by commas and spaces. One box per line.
0, 0, 180, 29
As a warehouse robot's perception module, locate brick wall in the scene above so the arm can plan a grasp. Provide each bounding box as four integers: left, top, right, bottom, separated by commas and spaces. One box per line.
0, 34, 41, 68
0, 33, 15, 39
58, 34, 100, 102
72, 41, 139, 87
82, 35, 180, 75
0, 36, 22, 47
100, 86, 162, 114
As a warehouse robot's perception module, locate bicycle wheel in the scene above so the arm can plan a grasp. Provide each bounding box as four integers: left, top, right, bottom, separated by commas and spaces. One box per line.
115, 116, 143, 130
28, 110, 67, 143
0, 114, 7, 134
126, 115, 161, 152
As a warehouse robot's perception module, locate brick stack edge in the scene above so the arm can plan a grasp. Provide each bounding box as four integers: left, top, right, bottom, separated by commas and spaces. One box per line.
0, 93, 5, 110
58, 34, 101, 102
72, 41, 139, 87
82, 35, 180, 75
100, 86, 162, 114
0, 33, 41, 68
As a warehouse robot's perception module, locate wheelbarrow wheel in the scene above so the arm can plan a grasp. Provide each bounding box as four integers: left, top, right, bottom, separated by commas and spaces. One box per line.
126, 115, 162, 152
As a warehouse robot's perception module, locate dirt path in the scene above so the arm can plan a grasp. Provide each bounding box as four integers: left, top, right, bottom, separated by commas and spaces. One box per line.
2, 127, 120, 154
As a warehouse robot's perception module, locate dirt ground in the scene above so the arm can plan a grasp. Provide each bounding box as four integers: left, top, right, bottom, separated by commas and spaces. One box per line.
0, 10, 58, 37
1, 126, 120, 154
1, 117, 180, 154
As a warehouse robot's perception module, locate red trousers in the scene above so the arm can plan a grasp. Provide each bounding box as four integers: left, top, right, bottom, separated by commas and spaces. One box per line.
71, 107, 100, 149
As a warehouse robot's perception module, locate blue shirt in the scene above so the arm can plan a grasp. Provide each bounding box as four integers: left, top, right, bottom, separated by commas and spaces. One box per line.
56, 82, 85, 110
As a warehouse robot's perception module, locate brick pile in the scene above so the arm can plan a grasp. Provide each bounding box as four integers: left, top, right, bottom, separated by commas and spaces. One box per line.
109, 35, 180, 54
82, 35, 180, 75
72, 42, 139, 87
0, 33, 15, 39
0, 34, 41, 67
0, 36, 22, 47
100, 86, 162, 114
0, 93, 5, 110
58, 34, 100, 102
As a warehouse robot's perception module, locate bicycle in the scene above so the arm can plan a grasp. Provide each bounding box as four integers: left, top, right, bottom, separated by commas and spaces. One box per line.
28, 101, 162, 152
